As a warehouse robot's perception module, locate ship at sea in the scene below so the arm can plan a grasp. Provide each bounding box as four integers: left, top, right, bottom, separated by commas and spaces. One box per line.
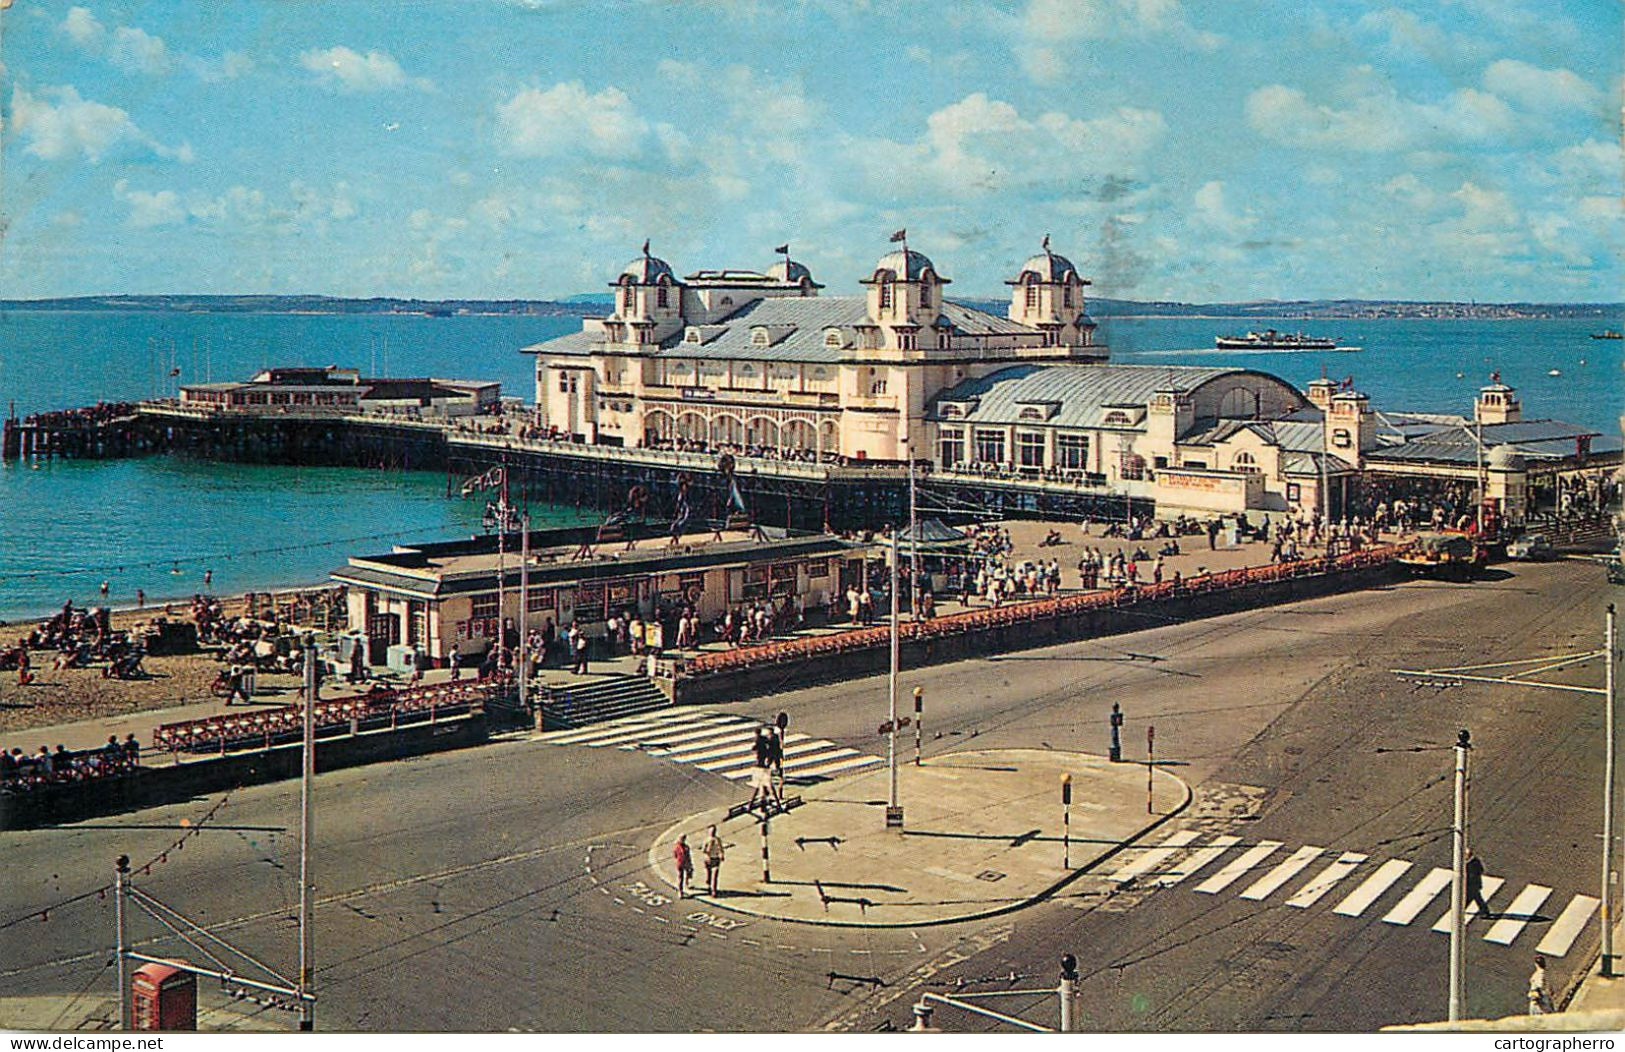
1215, 329, 1346, 351
1589, 329, 1622, 340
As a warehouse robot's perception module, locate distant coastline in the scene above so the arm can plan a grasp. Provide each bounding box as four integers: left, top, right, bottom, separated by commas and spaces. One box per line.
1, 292, 1617, 321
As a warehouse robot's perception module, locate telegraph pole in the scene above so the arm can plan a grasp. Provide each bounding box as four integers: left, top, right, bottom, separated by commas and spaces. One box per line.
518, 509, 531, 714
886, 524, 902, 828
115, 855, 130, 1031
1449, 728, 1470, 1023
1603, 604, 1618, 976
298, 639, 316, 1032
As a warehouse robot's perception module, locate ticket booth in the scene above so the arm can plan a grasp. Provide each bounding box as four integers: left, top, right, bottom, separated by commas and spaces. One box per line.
131, 960, 197, 1031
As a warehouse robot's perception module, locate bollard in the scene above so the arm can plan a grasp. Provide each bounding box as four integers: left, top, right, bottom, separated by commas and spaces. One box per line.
761, 814, 771, 883
1059, 954, 1079, 1033
1146, 725, 1155, 815
1061, 774, 1072, 869
913, 687, 923, 766
1109, 702, 1123, 763
910, 1001, 938, 1033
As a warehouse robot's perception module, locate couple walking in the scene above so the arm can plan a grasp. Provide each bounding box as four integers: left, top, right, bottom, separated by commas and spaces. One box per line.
673, 826, 725, 897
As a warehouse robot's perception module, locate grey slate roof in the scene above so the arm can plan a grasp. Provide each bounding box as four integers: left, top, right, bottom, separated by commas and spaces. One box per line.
1009, 249, 1080, 284
928, 364, 1246, 431
1179, 418, 1326, 452
1282, 450, 1356, 476
1366, 419, 1620, 465
522, 296, 1043, 362
869, 248, 943, 282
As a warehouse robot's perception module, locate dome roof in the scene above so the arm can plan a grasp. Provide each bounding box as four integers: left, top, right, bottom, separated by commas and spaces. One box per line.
870, 248, 944, 283
1487, 443, 1526, 471
620, 252, 675, 284
765, 258, 818, 285
1014, 249, 1080, 283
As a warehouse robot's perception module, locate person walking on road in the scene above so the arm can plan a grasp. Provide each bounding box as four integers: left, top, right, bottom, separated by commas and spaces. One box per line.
747, 728, 773, 809
572, 627, 591, 675
673, 834, 694, 898
702, 825, 725, 896
1527, 955, 1553, 1015
449, 648, 462, 681
1465, 849, 1493, 917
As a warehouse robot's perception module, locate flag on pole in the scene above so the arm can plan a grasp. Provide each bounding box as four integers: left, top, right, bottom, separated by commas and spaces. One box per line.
641, 238, 651, 256
889, 229, 907, 243
772, 243, 789, 255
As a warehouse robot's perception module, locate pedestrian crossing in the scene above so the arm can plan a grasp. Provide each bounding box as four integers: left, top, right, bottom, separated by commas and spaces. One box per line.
1100, 830, 1599, 958
533, 708, 884, 783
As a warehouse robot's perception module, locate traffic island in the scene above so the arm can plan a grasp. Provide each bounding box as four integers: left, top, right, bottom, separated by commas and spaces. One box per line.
648, 748, 1191, 928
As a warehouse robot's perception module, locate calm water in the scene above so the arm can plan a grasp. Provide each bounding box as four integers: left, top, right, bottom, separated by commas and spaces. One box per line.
0, 309, 1619, 620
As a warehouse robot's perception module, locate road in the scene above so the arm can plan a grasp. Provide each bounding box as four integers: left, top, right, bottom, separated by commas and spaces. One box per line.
0, 558, 1612, 1032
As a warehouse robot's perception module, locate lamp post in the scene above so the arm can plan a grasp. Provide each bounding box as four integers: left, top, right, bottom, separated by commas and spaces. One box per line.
886, 523, 903, 829
1449, 728, 1470, 1023
298, 637, 316, 1032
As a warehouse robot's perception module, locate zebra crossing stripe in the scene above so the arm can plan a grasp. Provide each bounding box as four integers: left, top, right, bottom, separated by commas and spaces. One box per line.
790, 755, 883, 779
1156, 835, 1240, 887
722, 748, 860, 779
1239, 845, 1323, 901
1484, 884, 1553, 946
562, 715, 740, 749
1195, 841, 1282, 895
1286, 852, 1368, 909
697, 738, 833, 773
1535, 895, 1599, 958
648, 729, 769, 758
1109, 831, 1202, 884
1383, 867, 1451, 926
1333, 859, 1413, 917
537, 710, 691, 743
618, 720, 759, 751
1430, 876, 1505, 933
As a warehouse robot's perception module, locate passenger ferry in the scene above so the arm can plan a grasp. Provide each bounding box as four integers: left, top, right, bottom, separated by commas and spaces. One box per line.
1215, 329, 1344, 351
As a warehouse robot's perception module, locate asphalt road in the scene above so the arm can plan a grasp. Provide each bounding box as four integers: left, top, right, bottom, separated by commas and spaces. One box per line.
0, 557, 1613, 1032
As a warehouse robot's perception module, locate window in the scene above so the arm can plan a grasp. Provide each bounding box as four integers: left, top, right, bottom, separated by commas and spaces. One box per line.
527, 589, 555, 613
471, 595, 498, 619
898, 332, 916, 351
1103, 410, 1132, 426
920, 283, 932, 309
621, 287, 634, 312
973, 428, 1006, 464
1120, 453, 1146, 481
575, 582, 605, 621
741, 565, 770, 600
1063, 283, 1073, 308
879, 280, 893, 310
939, 429, 965, 468
824, 329, 842, 348
807, 558, 830, 579
1019, 407, 1045, 422
1056, 433, 1089, 469
657, 283, 669, 308
737, 364, 756, 378
1234, 451, 1259, 472
686, 328, 700, 343
751, 328, 770, 347
1025, 281, 1039, 310
1017, 432, 1046, 469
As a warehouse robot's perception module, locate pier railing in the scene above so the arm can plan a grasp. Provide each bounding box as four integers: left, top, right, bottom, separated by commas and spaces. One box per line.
150, 678, 507, 758
682, 544, 1408, 677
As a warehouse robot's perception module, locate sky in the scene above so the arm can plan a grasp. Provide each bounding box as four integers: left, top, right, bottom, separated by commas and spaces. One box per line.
0, 0, 1619, 303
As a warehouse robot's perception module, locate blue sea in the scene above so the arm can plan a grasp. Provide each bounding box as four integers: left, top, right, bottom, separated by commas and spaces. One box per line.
0, 309, 1619, 620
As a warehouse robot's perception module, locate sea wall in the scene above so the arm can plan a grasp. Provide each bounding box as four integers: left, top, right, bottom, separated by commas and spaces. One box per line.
0, 711, 488, 830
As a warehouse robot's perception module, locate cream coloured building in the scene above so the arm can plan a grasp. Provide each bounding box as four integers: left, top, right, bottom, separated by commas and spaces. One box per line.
523, 241, 1105, 462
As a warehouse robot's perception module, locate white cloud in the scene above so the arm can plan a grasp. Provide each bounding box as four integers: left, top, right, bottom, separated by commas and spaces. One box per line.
496, 82, 648, 159
299, 46, 432, 93
113, 179, 185, 227
1482, 59, 1601, 113
858, 93, 1165, 198
109, 26, 171, 75
1002, 0, 1222, 83
10, 85, 190, 163
1245, 82, 1514, 151
60, 6, 105, 48
1191, 180, 1254, 236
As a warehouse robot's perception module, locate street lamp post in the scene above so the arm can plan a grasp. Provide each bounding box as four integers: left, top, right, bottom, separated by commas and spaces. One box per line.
1603, 603, 1617, 977
886, 524, 903, 829
298, 638, 316, 1032
1449, 728, 1470, 1023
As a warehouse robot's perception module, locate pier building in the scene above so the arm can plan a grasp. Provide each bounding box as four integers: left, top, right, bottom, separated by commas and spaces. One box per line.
330, 524, 862, 665
179, 366, 500, 418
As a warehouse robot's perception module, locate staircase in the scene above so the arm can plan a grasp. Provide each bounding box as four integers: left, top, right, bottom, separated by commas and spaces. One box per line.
537, 675, 671, 730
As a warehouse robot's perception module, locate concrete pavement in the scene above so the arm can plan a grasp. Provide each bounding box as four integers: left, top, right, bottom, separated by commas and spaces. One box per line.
649, 749, 1190, 927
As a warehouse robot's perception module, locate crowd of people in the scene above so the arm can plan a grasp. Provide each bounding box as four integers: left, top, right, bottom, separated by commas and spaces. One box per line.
1, 735, 141, 790
18, 402, 138, 431
2, 601, 148, 683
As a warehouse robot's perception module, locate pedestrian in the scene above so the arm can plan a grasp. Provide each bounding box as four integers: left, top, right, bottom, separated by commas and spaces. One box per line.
573, 628, 590, 675
767, 724, 785, 805
1109, 702, 1124, 762
1528, 955, 1553, 1015
673, 834, 694, 898
747, 728, 773, 809
1465, 849, 1492, 917
703, 824, 725, 896
449, 648, 462, 681
136, 588, 145, 609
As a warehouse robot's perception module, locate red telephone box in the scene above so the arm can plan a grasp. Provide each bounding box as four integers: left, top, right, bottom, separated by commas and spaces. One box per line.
131, 960, 197, 1031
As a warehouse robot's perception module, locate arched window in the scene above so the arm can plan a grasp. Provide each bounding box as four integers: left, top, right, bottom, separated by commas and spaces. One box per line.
1025, 280, 1039, 310
622, 286, 635, 313
1234, 451, 1259, 473
879, 280, 894, 310
920, 282, 932, 309
1063, 282, 1073, 308
657, 283, 669, 308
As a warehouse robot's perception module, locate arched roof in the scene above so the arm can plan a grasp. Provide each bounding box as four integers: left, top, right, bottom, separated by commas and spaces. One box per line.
619, 253, 676, 284
927, 364, 1307, 431
1009, 249, 1081, 285
765, 258, 820, 286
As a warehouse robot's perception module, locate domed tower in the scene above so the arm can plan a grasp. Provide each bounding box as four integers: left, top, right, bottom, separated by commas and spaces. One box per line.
610, 240, 683, 347
764, 249, 822, 297
1475, 373, 1522, 425
1006, 236, 1094, 348
860, 235, 948, 352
